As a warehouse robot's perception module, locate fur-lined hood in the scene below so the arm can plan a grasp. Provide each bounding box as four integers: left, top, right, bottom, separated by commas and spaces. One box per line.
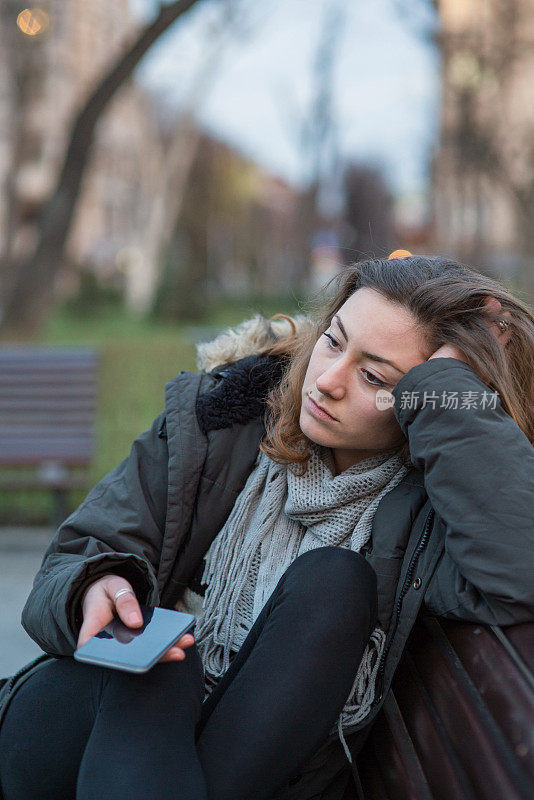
195, 313, 314, 373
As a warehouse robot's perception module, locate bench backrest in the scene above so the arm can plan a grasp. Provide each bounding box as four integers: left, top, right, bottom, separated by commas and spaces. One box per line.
0, 347, 99, 467
355, 616, 534, 800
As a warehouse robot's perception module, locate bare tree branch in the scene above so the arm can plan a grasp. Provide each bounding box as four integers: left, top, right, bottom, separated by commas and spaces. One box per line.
1, 0, 207, 336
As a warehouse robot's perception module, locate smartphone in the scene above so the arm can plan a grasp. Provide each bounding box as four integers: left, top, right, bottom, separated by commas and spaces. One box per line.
74, 605, 196, 674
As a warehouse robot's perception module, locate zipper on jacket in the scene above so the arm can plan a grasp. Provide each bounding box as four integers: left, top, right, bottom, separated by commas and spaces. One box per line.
373, 507, 435, 703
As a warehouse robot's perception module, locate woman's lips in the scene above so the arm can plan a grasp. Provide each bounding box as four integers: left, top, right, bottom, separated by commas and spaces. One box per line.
305, 395, 338, 422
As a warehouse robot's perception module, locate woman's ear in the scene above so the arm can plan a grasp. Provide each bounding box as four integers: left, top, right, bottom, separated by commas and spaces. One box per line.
482, 296, 512, 347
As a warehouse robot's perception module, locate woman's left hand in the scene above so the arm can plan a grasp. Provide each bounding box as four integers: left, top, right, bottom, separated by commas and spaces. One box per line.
427, 296, 512, 363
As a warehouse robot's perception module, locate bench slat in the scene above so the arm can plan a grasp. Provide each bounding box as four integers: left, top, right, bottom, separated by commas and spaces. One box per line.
0, 426, 95, 438
0, 399, 96, 412
0, 361, 97, 372
410, 620, 531, 798
0, 387, 97, 401
0, 412, 95, 425
501, 624, 534, 677
444, 621, 534, 778
392, 654, 476, 799
0, 385, 96, 398
0, 475, 89, 491
0, 454, 92, 467
0, 347, 97, 361
0, 436, 92, 451
357, 617, 534, 800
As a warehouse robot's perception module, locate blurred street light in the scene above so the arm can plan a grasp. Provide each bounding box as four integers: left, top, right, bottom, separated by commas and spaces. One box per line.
16, 8, 49, 37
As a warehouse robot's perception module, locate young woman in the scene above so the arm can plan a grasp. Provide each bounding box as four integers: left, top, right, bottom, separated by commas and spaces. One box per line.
1, 254, 534, 800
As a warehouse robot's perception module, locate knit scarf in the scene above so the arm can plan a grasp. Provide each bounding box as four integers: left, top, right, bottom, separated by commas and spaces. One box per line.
193, 442, 409, 762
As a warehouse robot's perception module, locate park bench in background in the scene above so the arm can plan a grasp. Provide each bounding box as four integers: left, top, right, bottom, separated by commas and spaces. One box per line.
341, 616, 534, 800
0, 346, 99, 525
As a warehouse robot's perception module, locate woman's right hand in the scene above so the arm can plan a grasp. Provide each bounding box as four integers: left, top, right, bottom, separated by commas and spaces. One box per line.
76, 573, 195, 663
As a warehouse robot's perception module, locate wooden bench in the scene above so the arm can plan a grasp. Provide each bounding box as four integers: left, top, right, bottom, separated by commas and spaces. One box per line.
342, 616, 534, 800
0, 346, 99, 525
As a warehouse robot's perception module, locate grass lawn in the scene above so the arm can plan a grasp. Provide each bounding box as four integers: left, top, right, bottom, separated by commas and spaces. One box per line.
0, 295, 300, 524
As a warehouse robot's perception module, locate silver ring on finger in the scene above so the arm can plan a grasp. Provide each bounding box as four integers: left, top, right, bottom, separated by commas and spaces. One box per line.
113, 588, 135, 603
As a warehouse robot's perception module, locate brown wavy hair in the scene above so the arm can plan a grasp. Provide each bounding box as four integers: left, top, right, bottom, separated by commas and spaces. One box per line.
257, 255, 534, 475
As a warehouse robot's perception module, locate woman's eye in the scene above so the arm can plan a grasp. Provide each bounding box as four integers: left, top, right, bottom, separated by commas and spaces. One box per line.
361, 369, 386, 388
322, 333, 387, 387
323, 332, 340, 350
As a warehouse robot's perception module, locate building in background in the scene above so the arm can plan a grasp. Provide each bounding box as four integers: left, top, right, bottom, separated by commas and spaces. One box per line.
433, 0, 534, 285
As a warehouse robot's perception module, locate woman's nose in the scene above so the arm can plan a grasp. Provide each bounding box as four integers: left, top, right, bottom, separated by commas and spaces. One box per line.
315, 361, 346, 399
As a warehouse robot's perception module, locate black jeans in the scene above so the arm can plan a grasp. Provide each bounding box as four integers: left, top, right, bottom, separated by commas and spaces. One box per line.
0, 546, 378, 800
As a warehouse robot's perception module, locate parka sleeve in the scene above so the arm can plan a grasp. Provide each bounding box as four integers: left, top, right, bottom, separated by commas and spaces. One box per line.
21, 412, 167, 656
391, 357, 534, 626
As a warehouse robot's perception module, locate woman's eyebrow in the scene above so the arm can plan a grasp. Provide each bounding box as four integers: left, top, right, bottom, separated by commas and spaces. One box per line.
333, 314, 406, 375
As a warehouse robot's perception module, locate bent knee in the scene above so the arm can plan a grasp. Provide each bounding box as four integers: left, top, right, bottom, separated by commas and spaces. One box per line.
286, 546, 377, 595
282, 546, 378, 628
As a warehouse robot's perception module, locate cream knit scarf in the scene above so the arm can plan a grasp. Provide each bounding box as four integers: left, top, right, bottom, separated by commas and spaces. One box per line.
193, 443, 409, 762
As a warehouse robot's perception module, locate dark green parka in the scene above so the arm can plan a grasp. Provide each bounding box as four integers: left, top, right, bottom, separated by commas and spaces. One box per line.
2, 322, 534, 769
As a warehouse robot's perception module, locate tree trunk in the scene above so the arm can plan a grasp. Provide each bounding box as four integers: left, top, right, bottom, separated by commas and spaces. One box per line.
0, 0, 203, 338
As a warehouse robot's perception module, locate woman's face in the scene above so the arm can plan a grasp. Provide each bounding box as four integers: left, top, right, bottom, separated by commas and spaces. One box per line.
299, 287, 431, 474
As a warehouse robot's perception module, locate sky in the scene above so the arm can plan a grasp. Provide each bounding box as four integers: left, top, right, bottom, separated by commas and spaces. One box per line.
132, 0, 440, 202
